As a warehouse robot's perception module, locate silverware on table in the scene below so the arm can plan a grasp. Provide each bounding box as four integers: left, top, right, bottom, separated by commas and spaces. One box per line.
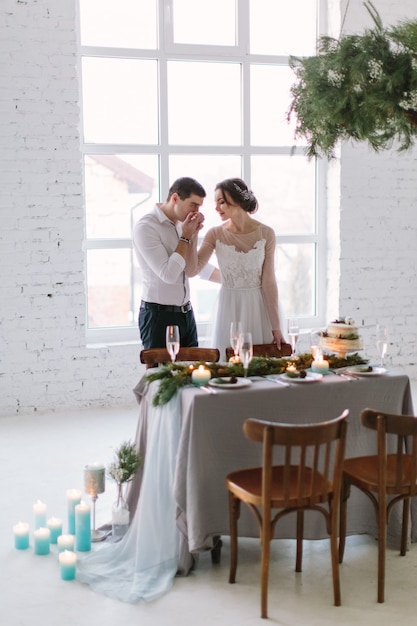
330, 369, 359, 381
200, 385, 217, 394
263, 376, 290, 387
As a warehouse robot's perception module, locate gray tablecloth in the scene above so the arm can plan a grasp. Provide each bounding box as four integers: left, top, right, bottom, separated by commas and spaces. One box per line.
131, 372, 414, 571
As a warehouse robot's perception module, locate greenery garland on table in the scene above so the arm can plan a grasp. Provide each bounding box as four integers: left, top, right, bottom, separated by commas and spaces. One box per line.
145, 353, 368, 406
288, 1, 417, 159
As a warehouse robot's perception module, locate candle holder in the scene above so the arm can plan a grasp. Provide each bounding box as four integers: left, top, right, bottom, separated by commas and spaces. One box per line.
84, 463, 106, 542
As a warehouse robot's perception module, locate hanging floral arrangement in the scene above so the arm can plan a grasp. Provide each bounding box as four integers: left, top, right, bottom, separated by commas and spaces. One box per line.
288, 1, 417, 159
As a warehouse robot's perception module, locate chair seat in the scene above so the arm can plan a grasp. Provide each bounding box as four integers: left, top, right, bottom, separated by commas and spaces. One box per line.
343, 454, 415, 495
227, 465, 332, 508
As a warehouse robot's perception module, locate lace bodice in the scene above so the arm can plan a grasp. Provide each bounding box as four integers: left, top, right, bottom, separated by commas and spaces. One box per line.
216, 239, 266, 288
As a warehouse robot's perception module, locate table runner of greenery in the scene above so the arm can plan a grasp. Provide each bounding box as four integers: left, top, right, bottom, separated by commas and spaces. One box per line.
145, 353, 368, 406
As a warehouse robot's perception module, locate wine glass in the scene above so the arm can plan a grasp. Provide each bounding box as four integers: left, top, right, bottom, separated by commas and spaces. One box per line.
240, 332, 253, 378
230, 321, 243, 361
288, 318, 300, 357
166, 325, 180, 362
376, 324, 389, 368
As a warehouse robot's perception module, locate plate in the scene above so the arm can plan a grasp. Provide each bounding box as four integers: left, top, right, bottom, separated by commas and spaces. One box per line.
346, 366, 387, 377
280, 372, 323, 383
208, 377, 253, 389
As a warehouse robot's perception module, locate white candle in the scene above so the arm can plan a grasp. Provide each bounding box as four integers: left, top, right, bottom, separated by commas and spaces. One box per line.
57, 533, 75, 553
191, 365, 211, 386
58, 550, 77, 580
311, 356, 329, 374
34, 527, 51, 555
33, 500, 47, 530
13, 521, 30, 550
66, 488, 82, 534
47, 517, 63, 544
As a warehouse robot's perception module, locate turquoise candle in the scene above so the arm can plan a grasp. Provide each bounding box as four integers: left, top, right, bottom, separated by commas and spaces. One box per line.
75, 501, 91, 552
33, 500, 47, 530
34, 527, 50, 555
57, 534, 75, 553
47, 517, 63, 544
13, 522, 30, 550
59, 550, 77, 580
66, 488, 81, 535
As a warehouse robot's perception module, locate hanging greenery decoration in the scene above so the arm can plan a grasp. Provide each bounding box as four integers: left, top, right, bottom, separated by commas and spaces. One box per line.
288, 1, 417, 159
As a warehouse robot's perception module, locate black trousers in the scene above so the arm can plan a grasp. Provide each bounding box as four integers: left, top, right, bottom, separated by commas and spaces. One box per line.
138, 302, 198, 349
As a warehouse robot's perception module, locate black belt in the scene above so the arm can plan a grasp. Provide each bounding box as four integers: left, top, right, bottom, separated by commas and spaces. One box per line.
141, 300, 192, 314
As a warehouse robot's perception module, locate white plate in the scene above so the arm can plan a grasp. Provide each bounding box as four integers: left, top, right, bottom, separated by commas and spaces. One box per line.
346, 366, 387, 377
208, 377, 253, 389
280, 372, 323, 383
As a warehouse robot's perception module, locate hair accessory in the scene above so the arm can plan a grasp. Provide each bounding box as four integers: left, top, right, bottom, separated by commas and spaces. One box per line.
233, 182, 251, 201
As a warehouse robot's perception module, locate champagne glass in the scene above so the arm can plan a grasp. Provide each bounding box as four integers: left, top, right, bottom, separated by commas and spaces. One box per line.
166, 325, 180, 362
240, 332, 253, 378
230, 321, 243, 361
288, 318, 299, 357
376, 324, 389, 368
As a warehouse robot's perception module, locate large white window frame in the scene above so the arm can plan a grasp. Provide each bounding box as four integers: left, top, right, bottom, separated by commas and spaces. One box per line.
78, 0, 328, 345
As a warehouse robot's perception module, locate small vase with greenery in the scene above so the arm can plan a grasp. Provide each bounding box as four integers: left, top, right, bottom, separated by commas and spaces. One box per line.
288, 1, 417, 159
108, 440, 142, 541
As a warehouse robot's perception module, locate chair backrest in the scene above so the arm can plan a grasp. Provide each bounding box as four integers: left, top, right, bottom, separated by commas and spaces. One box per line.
225, 342, 292, 361
140, 347, 220, 369
243, 410, 349, 507
360, 408, 417, 495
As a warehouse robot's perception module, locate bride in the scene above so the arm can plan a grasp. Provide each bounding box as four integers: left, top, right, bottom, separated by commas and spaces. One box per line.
187, 177, 286, 359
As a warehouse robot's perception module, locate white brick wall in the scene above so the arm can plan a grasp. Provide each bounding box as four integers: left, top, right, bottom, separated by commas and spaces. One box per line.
0, 0, 416, 417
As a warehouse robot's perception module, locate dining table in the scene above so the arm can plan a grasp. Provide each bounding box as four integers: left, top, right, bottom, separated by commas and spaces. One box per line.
77, 366, 415, 604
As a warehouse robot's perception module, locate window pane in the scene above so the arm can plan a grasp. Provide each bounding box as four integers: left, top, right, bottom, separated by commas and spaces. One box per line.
82, 58, 158, 144
168, 61, 241, 145
85, 155, 159, 239
251, 65, 299, 147
251, 155, 316, 234
169, 154, 241, 230
87, 249, 136, 328
173, 0, 236, 46
250, 0, 317, 56
277, 244, 316, 318
79, 0, 157, 49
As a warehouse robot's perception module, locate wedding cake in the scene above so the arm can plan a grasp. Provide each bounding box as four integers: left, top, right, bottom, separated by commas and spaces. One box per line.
320, 316, 363, 358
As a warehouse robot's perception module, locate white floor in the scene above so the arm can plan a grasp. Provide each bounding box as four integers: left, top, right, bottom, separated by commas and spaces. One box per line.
3, 392, 417, 626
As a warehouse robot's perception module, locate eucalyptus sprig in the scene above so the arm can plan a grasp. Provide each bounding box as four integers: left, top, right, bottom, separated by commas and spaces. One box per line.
108, 440, 142, 484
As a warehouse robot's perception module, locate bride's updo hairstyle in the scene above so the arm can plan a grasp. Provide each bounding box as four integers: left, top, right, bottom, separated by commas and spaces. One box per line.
215, 178, 258, 214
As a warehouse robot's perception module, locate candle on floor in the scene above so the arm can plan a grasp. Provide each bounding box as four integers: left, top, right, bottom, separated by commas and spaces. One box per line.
57, 534, 75, 553
58, 550, 77, 581
33, 500, 47, 530
311, 355, 329, 375
191, 365, 211, 386
47, 517, 63, 544
13, 521, 30, 550
34, 527, 51, 555
75, 501, 91, 552
66, 488, 82, 535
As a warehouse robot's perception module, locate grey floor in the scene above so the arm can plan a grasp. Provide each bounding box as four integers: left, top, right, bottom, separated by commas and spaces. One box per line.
3, 390, 417, 625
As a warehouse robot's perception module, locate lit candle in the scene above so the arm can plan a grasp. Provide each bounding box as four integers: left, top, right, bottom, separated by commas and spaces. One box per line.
311, 355, 329, 375
57, 533, 75, 553
33, 527, 51, 555
75, 501, 91, 552
191, 365, 211, 386
84, 462, 105, 496
286, 363, 297, 373
33, 500, 47, 530
58, 550, 77, 581
66, 488, 82, 535
47, 517, 63, 544
13, 522, 30, 550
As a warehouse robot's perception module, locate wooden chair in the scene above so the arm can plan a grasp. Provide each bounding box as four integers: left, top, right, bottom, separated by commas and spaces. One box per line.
140, 347, 220, 369
226, 410, 349, 618
225, 342, 292, 361
339, 408, 417, 603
